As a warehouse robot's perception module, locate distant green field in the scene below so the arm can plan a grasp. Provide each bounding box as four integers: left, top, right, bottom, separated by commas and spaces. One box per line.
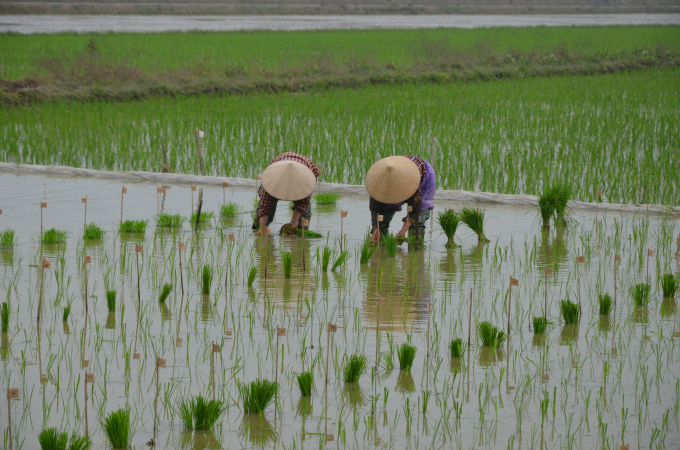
1, 25, 679, 79
2, 68, 678, 205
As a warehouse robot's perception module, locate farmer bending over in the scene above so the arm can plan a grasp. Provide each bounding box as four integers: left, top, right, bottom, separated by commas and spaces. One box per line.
365, 155, 435, 243
254, 152, 320, 236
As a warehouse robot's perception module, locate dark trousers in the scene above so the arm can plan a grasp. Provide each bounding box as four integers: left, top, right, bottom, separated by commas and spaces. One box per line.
369, 197, 430, 236
253, 186, 312, 229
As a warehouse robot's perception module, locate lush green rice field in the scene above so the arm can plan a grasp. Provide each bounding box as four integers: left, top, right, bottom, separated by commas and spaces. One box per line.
2, 67, 678, 205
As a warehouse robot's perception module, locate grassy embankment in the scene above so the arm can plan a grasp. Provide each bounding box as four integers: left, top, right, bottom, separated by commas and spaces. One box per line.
1, 26, 679, 103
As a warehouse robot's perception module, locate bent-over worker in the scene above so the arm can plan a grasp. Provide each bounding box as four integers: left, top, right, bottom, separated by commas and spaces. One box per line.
365, 155, 436, 243
254, 152, 320, 236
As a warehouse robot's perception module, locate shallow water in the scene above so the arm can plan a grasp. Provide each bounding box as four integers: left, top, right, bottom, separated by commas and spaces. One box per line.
0, 173, 679, 449
1, 14, 680, 34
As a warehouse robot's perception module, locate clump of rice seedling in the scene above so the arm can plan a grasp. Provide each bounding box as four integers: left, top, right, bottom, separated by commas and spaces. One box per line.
119, 220, 147, 234
279, 224, 323, 238
437, 210, 460, 248
460, 207, 490, 243
449, 338, 464, 358
105, 290, 116, 312
201, 264, 213, 294
66, 433, 91, 450
598, 293, 613, 315
62, 304, 71, 322
1, 302, 9, 333
239, 379, 278, 414
191, 210, 215, 224
661, 273, 678, 297
102, 408, 132, 449
296, 371, 314, 397
382, 233, 398, 257
630, 283, 651, 306
537, 187, 557, 229
38, 428, 91, 450
552, 184, 573, 227
343, 354, 368, 383
477, 321, 506, 348
156, 213, 184, 228
159, 283, 172, 303
533, 316, 547, 334
177, 395, 227, 430
0, 229, 15, 249
332, 250, 350, 271
360, 237, 375, 264
282, 251, 293, 278
397, 343, 416, 372
314, 192, 341, 206
321, 247, 332, 272
247, 267, 257, 286
83, 223, 105, 240
560, 299, 580, 324
42, 228, 68, 244
220, 202, 242, 218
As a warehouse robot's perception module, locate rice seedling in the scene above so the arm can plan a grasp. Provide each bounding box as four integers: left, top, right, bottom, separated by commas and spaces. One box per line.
105, 289, 116, 312
342, 354, 368, 383
279, 224, 323, 238
630, 283, 651, 306
449, 338, 464, 358
537, 188, 557, 229
0, 229, 15, 249
314, 192, 341, 206
42, 228, 68, 244
560, 299, 580, 324
533, 316, 547, 334
177, 395, 227, 430
239, 379, 278, 414
119, 220, 147, 234
190, 210, 215, 224
296, 371, 314, 397
38, 428, 91, 450
1, 302, 9, 333
552, 184, 573, 227
62, 304, 71, 322
66, 434, 91, 450
321, 246, 332, 272
82, 223, 105, 240
220, 202, 242, 218
382, 233, 398, 257
437, 209, 460, 248
158, 283, 172, 303
661, 273, 678, 297
598, 293, 613, 315
102, 408, 132, 449
201, 264, 213, 294
156, 213, 184, 228
477, 321, 506, 348
247, 267, 257, 286
360, 237, 375, 264
460, 207, 490, 243
332, 250, 350, 271
282, 251, 292, 278
397, 343, 416, 372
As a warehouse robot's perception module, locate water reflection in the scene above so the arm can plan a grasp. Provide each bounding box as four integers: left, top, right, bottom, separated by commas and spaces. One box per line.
105, 312, 116, 330
239, 413, 277, 447
532, 334, 547, 348
396, 371, 415, 394
1, 333, 9, 360
661, 297, 677, 318
178, 429, 221, 450
537, 228, 569, 272
449, 357, 463, 372
559, 325, 579, 346
295, 397, 313, 417
478, 347, 505, 367
598, 316, 612, 333
341, 384, 366, 406
631, 306, 649, 324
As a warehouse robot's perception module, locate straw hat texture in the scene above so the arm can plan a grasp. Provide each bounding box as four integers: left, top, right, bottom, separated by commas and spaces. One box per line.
261, 160, 317, 201
365, 156, 420, 204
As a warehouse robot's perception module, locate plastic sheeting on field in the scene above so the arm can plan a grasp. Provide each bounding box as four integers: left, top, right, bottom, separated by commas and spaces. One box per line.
1, 162, 677, 216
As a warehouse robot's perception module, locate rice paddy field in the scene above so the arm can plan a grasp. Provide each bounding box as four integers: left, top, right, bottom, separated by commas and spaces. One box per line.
0, 173, 678, 449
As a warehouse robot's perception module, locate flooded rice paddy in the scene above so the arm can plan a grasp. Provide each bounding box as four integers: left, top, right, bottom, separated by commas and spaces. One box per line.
0, 173, 679, 449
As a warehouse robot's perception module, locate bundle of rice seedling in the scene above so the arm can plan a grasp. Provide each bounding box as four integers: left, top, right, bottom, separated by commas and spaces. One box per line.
159, 283, 172, 303
598, 293, 613, 315
383, 233, 398, 257
661, 273, 678, 297
83, 223, 105, 240
279, 223, 323, 238
220, 202, 242, 218
560, 299, 580, 324
42, 229, 68, 244
537, 187, 558, 230
247, 267, 258, 287
201, 264, 213, 294
191, 210, 215, 224
102, 408, 132, 449
332, 250, 350, 271
296, 371, 314, 397
552, 184, 573, 227
38, 428, 91, 450
314, 193, 341, 206
282, 251, 293, 278
477, 321, 506, 348
0, 229, 15, 249
397, 343, 416, 372
321, 247, 332, 272
177, 395, 226, 430
239, 379, 278, 414
119, 220, 147, 234
105, 290, 116, 312
156, 213, 184, 228
437, 210, 460, 248
460, 207, 490, 243
360, 237, 376, 265
533, 316, 547, 334
449, 338, 464, 358
630, 283, 651, 306
342, 354, 368, 383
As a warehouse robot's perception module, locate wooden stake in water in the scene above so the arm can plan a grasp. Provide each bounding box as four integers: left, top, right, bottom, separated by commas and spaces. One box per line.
467, 288, 473, 346
135, 245, 143, 304
647, 249, 655, 284
340, 210, 348, 252
301, 218, 309, 272
178, 242, 185, 296
275, 327, 286, 386
7, 388, 18, 450
83, 255, 91, 314
84, 372, 94, 437
508, 277, 519, 336
120, 187, 126, 223
212, 342, 221, 401
82, 196, 87, 231
156, 187, 165, 215
544, 267, 553, 318
614, 254, 621, 308
194, 129, 205, 175
576, 256, 585, 318
40, 201, 46, 236
225, 234, 234, 297
190, 185, 196, 212
375, 298, 386, 370
155, 357, 166, 439
222, 181, 229, 205
325, 323, 337, 384
426, 301, 432, 357
37, 259, 50, 322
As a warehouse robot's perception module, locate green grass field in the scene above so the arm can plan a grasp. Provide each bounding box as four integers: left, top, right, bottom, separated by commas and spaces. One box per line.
2, 67, 678, 205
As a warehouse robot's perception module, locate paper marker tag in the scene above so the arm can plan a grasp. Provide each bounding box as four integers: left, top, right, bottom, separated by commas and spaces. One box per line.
157, 358, 166, 368
648, 249, 655, 257
0, 209, 3, 215
223, 181, 229, 188
228, 234, 235, 242
596, 190, 603, 197
122, 187, 127, 194
266, 228, 271, 235
135, 245, 143, 253
576, 256, 586, 263
81, 198, 87, 203
341, 211, 348, 218
277, 327, 287, 337
40, 375, 48, 384
84, 255, 91, 264
178, 242, 185, 250
212, 343, 221, 353
319, 169, 324, 175
191, 185, 196, 192
327, 323, 337, 333
407, 206, 413, 212
449, 209, 455, 214
256, 176, 262, 181
510, 277, 519, 286
377, 215, 383, 222
177, 338, 183, 347
198, 130, 204, 138
85, 373, 94, 383
42, 260, 51, 269
614, 254, 621, 262
225, 330, 233, 336
302, 219, 309, 227
157, 187, 165, 194
545, 268, 554, 276
82, 359, 89, 368
7, 388, 18, 399
325, 434, 334, 442
41, 202, 47, 208
133, 353, 140, 360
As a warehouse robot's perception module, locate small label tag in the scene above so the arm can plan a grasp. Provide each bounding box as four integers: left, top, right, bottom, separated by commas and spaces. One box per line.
157, 187, 165, 194
614, 254, 621, 262
7, 388, 18, 399
277, 327, 286, 337
341, 210, 348, 218
407, 206, 413, 212
122, 187, 127, 194
325, 434, 334, 442
510, 277, 519, 286
133, 353, 140, 360
177, 338, 183, 347
545, 268, 554, 276
319, 169, 325, 175
191, 185, 196, 192
81, 198, 87, 203
41, 202, 47, 208
596, 190, 603, 197
85, 373, 94, 383
256, 176, 262, 181
212, 343, 221, 353
225, 330, 233, 336
327, 323, 337, 333
611, 347, 617, 356
157, 358, 166, 368
82, 359, 89, 368
541, 373, 549, 382
40, 375, 48, 384
178, 242, 185, 250
223, 181, 229, 188
377, 215, 383, 222
576, 256, 586, 264
198, 130, 204, 138
42, 259, 51, 269
228, 234, 235, 242
135, 245, 143, 253
266, 228, 271, 235
648, 249, 655, 257
84, 255, 91, 264
0, 209, 3, 215
302, 219, 309, 227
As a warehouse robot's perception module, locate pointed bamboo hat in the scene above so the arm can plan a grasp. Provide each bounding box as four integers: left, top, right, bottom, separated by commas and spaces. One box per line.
261, 160, 316, 201
365, 156, 420, 204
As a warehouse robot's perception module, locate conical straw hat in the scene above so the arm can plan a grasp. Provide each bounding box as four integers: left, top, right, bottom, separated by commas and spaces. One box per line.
365, 156, 420, 204
261, 160, 317, 201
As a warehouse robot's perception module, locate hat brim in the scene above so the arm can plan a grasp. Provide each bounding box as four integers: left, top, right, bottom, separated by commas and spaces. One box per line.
261, 160, 317, 201
365, 156, 420, 204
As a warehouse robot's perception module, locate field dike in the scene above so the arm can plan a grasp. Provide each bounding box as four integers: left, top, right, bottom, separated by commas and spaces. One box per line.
1, 161, 677, 216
